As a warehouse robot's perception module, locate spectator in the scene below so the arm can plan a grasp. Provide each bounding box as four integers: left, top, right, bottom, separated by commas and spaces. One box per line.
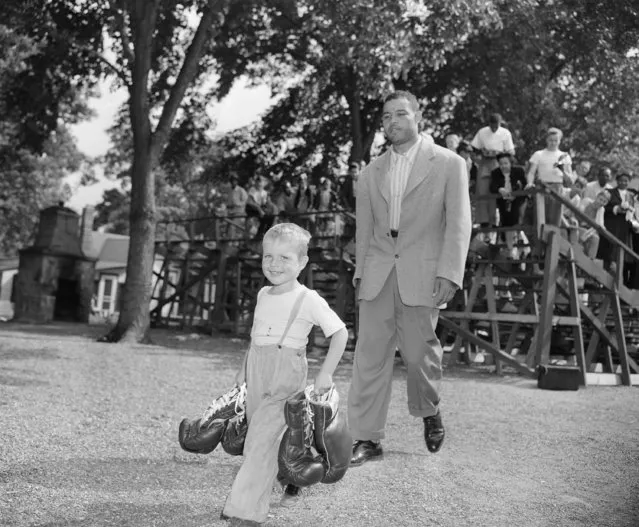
314, 177, 335, 212
339, 161, 359, 211
525, 127, 573, 226
583, 167, 613, 201
627, 189, 639, 289
577, 189, 610, 259
457, 141, 478, 191
445, 133, 461, 151
471, 113, 515, 227
293, 173, 315, 232
575, 160, 592, 181
489, 152, 527, 258
227, 174, 248, 240
273, 179, 296, 219
598, 172, 634, 270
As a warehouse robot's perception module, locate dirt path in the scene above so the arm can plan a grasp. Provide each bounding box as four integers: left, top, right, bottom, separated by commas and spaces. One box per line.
1, 322, 638, 527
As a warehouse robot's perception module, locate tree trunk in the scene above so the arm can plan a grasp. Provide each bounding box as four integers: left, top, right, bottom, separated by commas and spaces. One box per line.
105, 147, 156, 343
100, 0, 225, 343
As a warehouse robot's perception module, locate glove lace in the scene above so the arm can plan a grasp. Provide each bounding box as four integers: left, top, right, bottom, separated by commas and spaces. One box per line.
201, 383, 246, 425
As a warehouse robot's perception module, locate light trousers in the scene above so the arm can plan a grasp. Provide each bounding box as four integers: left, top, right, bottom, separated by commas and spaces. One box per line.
348, 267, 443, 442
223, 343, 307, 523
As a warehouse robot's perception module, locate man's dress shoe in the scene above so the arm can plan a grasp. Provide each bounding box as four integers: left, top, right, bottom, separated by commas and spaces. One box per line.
350, 440, 383, 466
423, 411, 445, 453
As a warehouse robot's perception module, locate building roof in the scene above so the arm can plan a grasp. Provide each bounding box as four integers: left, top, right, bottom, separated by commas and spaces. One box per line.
85, 232, 130, 262
0, 232, 131, 273
0, 258, 19, 272
92, 235, 129, 269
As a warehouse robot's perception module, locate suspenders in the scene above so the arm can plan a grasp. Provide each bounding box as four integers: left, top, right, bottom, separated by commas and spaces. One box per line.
276, 289, 307, 349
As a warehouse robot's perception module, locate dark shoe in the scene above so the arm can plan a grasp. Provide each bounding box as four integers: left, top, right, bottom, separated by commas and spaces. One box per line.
350, 440, 383, 466
423, 411, 445, 453
280, 484, 301, 508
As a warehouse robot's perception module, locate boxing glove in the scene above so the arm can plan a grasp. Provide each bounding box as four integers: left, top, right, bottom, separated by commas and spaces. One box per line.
178, 417, 227, 454
277, 390, 326, 487
178, 383, 247, 455
221, 413, 248, 456
311, 386, 352, 484
201, 384, 246, 428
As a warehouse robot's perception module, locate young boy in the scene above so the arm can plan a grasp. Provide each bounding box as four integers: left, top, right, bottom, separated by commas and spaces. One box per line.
222, 223, 348, 526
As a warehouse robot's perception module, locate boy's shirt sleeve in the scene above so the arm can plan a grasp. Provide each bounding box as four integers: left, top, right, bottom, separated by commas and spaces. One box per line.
307, 290, 346, 338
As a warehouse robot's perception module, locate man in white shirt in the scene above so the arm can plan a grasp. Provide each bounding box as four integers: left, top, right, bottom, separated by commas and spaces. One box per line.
583, 167, 613, 201
471, 113, 515, 226
526, 127, 573, 225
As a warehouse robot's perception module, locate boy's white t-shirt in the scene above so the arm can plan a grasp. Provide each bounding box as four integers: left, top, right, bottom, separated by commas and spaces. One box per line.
251, 285, 345, 348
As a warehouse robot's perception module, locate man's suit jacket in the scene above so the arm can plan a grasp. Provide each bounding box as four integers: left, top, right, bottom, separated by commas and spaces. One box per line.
354, 135, 472, 308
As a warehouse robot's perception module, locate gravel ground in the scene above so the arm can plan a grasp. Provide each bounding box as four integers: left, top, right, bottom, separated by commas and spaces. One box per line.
1, 321, 638, 527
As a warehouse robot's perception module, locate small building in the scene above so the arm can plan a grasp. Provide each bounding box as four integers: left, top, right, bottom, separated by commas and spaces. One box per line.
13, 204, 96, 323
4, 204, 171, 322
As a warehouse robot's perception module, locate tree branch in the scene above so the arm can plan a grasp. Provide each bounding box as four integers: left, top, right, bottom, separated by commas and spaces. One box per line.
117, 0, 135, 70
149, 0, 226, 165
95, 53, 131, 88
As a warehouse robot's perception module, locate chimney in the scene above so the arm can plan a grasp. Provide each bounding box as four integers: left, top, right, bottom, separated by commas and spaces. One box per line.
80, 206, 95, 258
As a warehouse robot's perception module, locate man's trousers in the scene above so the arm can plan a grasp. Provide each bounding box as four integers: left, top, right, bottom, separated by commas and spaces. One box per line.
348, 267, 443, 442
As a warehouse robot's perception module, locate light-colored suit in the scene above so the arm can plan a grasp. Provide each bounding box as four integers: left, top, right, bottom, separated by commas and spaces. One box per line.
348, 135, 472, 441
354, 135, 471, 305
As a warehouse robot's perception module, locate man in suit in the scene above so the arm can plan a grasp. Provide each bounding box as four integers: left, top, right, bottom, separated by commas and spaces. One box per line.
348, 90, 472, 465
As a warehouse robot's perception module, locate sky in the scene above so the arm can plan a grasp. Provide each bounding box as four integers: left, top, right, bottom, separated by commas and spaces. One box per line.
65, 78, 273, 213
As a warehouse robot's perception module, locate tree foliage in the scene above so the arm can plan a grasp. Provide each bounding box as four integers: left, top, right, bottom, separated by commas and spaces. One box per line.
419, 0, 639, 168
0, 3, 96, 256
206, 0, 639, 182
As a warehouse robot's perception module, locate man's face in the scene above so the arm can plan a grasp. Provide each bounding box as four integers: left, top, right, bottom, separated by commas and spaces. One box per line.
577, 162, 591, 178
598, 169, 612, 186
489, 121, 500, 133
382, 97, 421, 146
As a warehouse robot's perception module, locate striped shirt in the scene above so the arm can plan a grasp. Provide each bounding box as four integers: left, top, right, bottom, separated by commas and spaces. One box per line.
388, 137, 421, 230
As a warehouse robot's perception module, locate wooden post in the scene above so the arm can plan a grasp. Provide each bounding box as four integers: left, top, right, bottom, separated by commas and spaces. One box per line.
612, 249, 632, 386
565, 248, 586, 386
535, 229, 561, 368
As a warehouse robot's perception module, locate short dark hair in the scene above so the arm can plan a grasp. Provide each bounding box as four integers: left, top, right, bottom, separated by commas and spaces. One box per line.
457, 141, 473, 154
496, 152, 512, 161
489, 113, 503, 125
383, 90, 419, 111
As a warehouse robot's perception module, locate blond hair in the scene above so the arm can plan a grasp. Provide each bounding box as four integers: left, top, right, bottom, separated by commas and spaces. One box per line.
546, 127, 563, 140
263, 223, 311, 258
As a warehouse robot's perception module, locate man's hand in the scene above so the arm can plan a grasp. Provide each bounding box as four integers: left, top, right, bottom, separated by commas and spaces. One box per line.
353, 278, 361, 305
314, 372, 332, 394
432, 277, 458, 307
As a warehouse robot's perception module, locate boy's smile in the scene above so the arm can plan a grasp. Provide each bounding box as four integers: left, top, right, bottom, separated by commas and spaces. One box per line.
262, 238, 308, 293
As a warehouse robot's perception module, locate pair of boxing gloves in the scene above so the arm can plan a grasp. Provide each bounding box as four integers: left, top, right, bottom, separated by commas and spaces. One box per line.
178, 383, 248, 456
277, 384, 352, 486
178, 382, 352, 487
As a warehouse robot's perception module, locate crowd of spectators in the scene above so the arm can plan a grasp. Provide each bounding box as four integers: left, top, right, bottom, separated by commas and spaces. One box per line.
210, 113, 639, 292
211, 161, 363, 248
450, 113, 639, 293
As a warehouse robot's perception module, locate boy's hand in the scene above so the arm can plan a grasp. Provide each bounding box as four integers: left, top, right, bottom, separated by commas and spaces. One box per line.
314, 372, 333, 394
